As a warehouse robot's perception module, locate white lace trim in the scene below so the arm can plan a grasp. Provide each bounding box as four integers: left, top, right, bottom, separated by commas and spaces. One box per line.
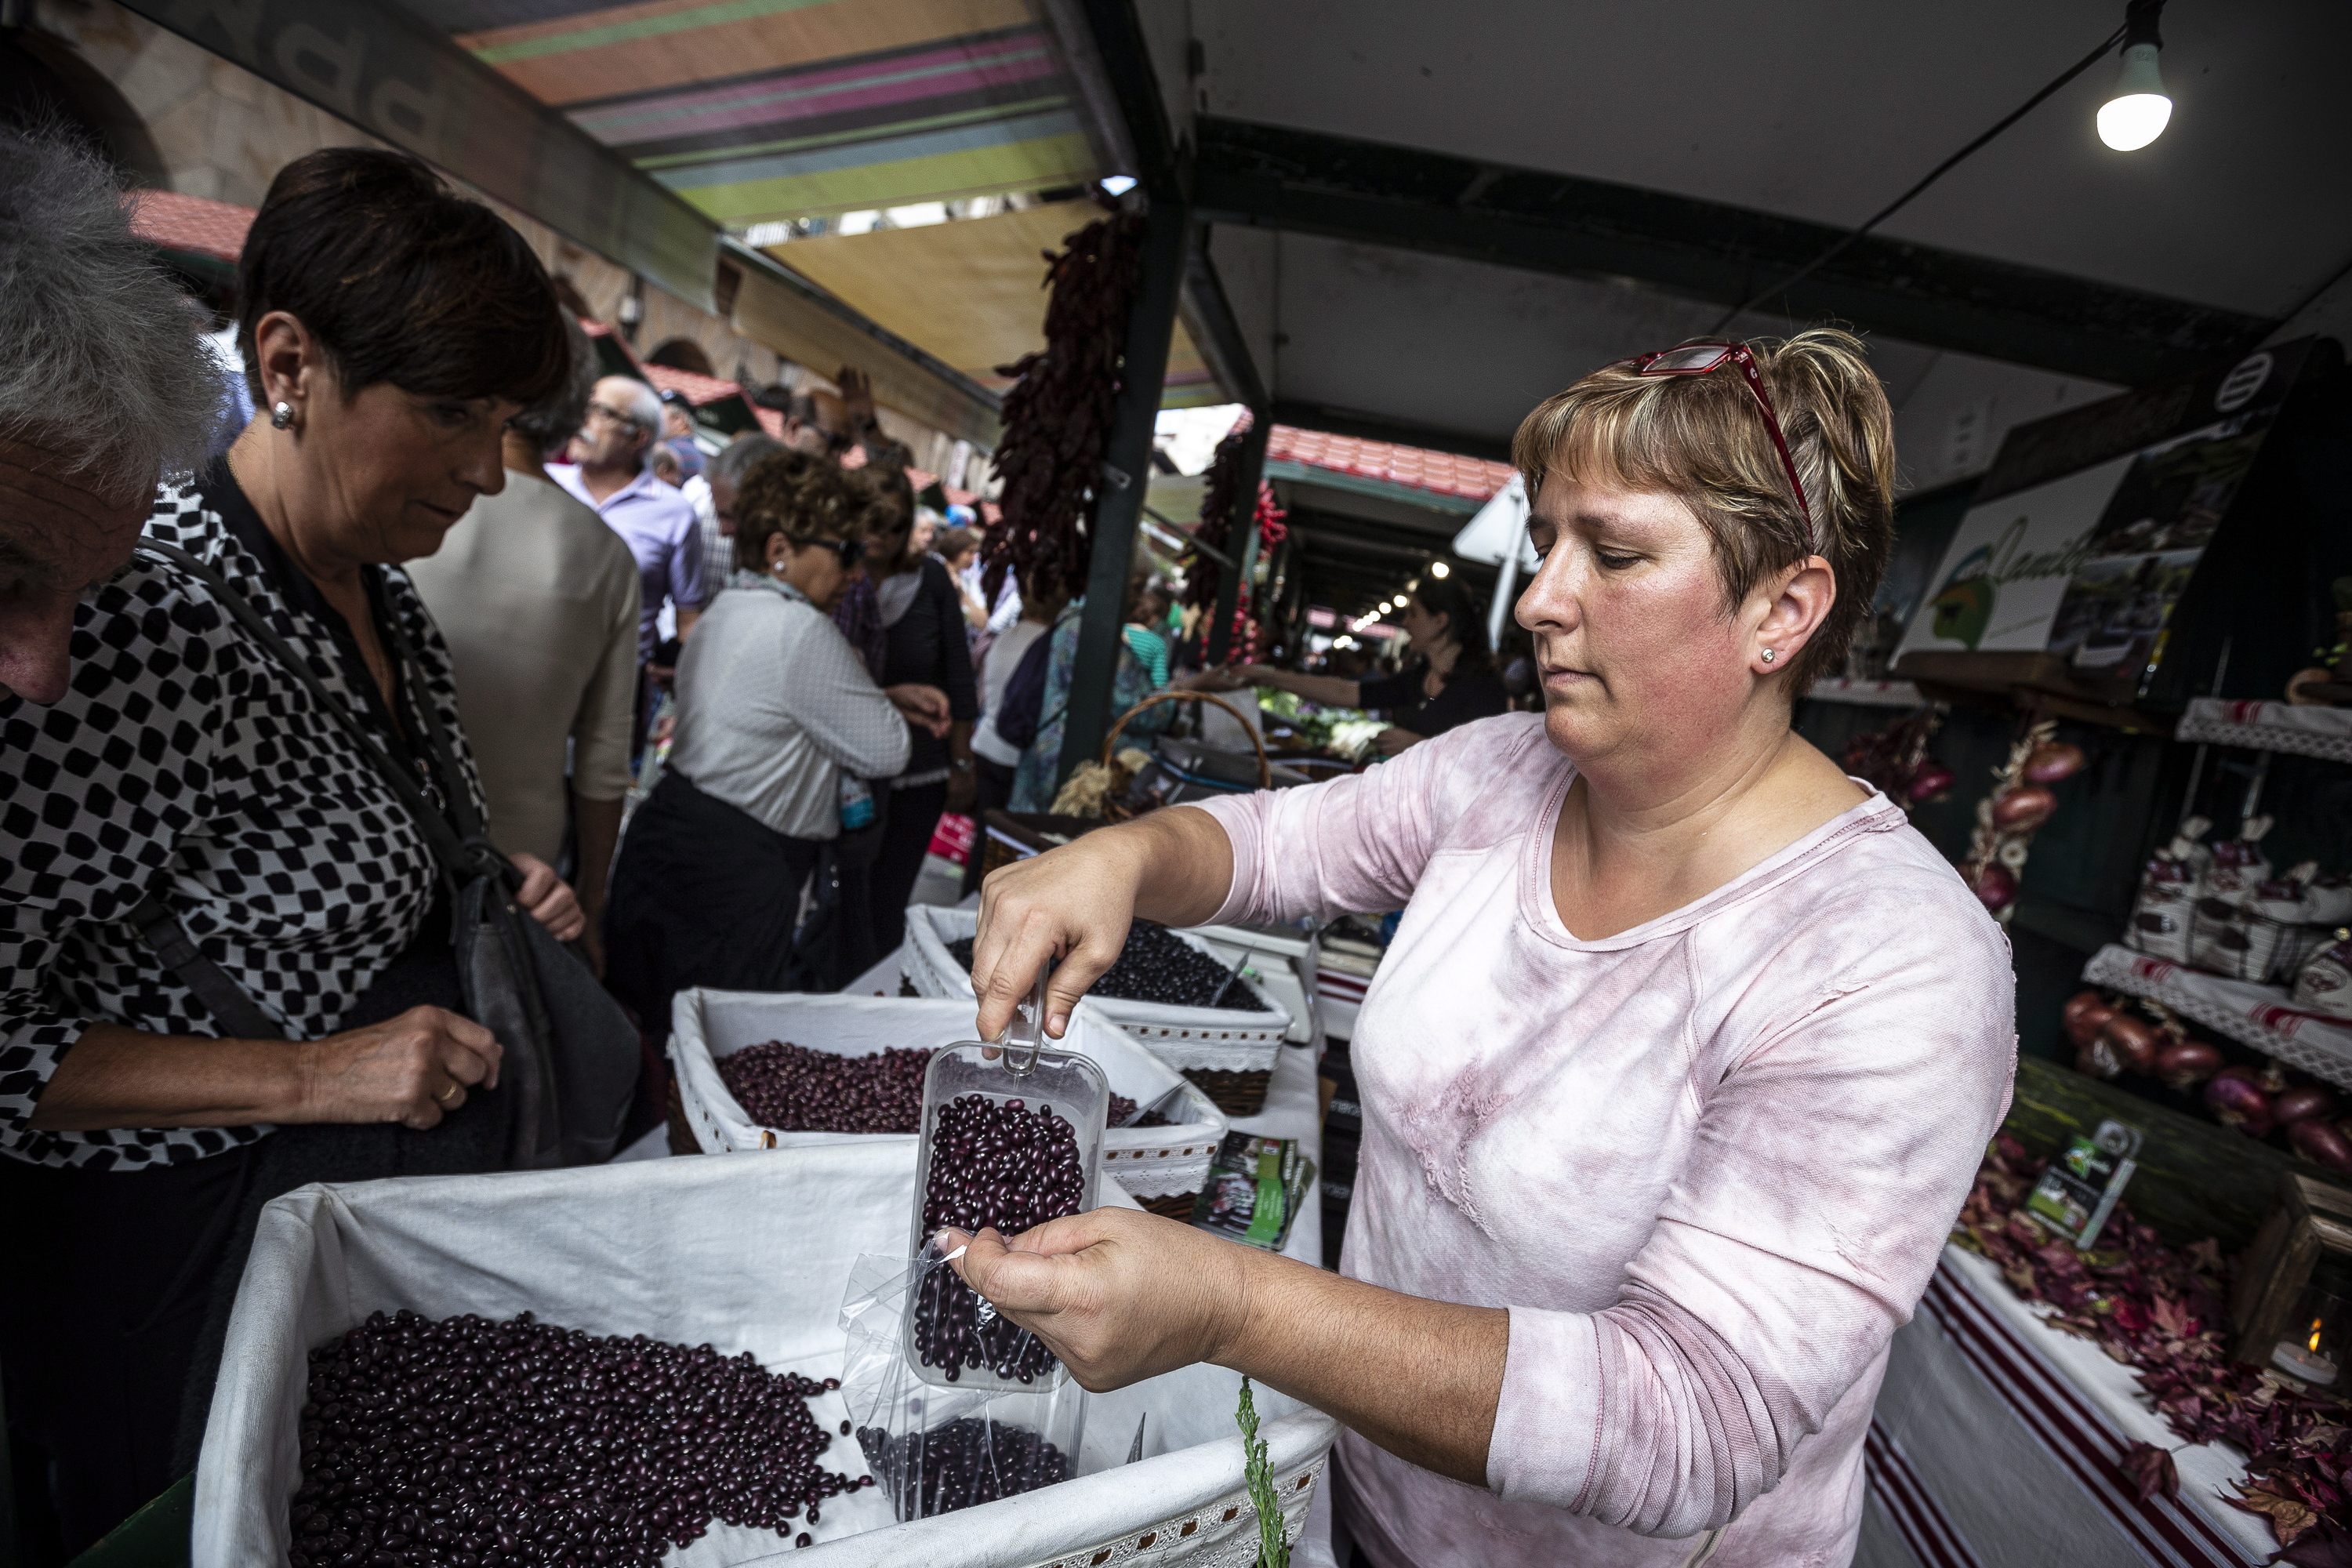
1023, 1458, 1326, 1568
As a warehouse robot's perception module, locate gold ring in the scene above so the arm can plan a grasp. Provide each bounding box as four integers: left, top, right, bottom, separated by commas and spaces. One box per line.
436, 1083, 461, 1105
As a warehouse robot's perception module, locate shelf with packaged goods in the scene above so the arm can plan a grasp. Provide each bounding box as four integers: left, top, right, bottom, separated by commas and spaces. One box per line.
1800, 677, 1925, 709
2174, 699, 2352, 764
2082, 942, 2352, 1091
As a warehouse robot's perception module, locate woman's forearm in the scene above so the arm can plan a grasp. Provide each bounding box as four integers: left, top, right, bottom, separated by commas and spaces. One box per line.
1221, 1246, 1506, 1486
30, 1022, 305, 1130
1256, 670, 1362, 709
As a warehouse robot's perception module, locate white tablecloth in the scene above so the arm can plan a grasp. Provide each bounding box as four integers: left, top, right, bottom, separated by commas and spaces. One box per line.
1861, 1245, 2270, 1568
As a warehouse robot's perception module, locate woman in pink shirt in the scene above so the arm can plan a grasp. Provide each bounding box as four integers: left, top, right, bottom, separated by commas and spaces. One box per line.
948, 329, 2016, 1567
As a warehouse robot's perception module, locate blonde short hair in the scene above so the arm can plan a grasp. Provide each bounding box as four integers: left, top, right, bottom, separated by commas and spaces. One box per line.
1511, 327, 1896, 689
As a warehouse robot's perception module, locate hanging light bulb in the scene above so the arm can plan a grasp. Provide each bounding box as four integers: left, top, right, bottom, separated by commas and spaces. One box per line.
2098, 0, 2172, 151
1429, 560, 1450, 579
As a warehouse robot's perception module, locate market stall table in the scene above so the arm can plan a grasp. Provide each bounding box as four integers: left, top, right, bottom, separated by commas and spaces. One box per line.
1861, 1244, 2272, 1568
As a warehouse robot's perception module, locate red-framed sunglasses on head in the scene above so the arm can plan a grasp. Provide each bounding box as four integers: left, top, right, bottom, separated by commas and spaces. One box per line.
1617, 341, 1815, 546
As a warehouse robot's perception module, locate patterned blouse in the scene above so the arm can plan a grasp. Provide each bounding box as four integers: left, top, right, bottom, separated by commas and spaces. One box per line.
0, 467, 485, 1171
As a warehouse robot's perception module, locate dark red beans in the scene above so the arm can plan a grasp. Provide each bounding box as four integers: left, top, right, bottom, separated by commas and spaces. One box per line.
717, 1040, 932, 1134
283, 1309, 858, 1567
856, 1417, 1073, 1519
947, 926, 1272, 1012
914, 1095, 1084, 1382
1105, 1094, 1171, 1129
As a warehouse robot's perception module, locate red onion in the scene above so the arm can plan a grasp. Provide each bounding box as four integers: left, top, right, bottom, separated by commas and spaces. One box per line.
2154, 1040, 2223, 1090
1991, 785, 2059, 830
2063, 991, 2115, 1047
2205, 1068, 2276, 1135
2275, 1086, 2339, 1126
2024, 742, 2086, 784
1972, 863, 2017, 910
2100, 1014, 2161, 1075
1907, 762, 1955, 802
2290, 1118, 2352, 1173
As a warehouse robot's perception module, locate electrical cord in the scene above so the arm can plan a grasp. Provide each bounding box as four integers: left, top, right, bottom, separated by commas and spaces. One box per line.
1708, 21, 2131, 333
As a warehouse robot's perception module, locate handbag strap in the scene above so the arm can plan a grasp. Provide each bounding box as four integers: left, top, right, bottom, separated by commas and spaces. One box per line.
125, 891, 285, 1040
135, 539, 507, 891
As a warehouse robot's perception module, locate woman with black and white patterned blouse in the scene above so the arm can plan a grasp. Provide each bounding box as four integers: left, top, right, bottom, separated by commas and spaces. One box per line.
0, 148, 583, 1548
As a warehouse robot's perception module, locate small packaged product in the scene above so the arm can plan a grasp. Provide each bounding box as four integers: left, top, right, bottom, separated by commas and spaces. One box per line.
2297, 933, 2352, 1022
2205, 815, 2275, 904
2126, 819, 2209, 964
1192, 1133, 1317, 1253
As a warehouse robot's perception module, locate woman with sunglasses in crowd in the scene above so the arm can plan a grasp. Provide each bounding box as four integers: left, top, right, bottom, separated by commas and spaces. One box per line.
947, 330, 2014, 1568
601, 450, 949, 1033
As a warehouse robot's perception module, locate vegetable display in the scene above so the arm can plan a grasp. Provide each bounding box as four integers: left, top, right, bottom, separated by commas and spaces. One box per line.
978, 201, 1147, 607
1960, 718, 2085, 921
2067, 988, 2352, 1173
1958, 1138, 2352, 1559
287, 1309, 865, 1566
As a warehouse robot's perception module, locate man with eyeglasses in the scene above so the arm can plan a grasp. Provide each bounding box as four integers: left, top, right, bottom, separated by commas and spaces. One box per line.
553, 376, 710, 754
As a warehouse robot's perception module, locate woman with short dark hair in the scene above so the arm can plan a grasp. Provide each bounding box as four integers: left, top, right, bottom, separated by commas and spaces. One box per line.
0, 147, 582, 1546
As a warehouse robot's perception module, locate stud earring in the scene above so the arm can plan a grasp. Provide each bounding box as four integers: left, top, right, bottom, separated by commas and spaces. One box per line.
270, 401, 296, 430
1760, 648, 1777, 664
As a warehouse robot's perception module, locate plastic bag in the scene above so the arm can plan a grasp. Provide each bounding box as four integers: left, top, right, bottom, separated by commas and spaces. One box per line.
839, 1244, 1090, 1522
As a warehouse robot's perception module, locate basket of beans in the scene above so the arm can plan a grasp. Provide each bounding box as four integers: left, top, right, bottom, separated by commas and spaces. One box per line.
200, 1144, 1343, 1566
902, 906, 1294, 1115
669, 992, 1229, 1217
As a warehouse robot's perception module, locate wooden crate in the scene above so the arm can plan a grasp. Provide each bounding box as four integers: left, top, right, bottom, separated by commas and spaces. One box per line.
2005, 1055, 2352, 1251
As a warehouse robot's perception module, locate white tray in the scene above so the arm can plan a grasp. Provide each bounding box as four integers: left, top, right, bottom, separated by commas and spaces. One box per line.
668, 989, 1226, 1203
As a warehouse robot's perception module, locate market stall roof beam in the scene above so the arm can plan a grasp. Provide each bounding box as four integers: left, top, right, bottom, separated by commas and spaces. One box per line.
1192, 118, 2274, 389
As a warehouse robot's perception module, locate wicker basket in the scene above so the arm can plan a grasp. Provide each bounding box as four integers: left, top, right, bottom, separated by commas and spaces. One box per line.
902, 906, 1292, 1116
1102, 689, 1270, 823
666, 989, 1227, 1206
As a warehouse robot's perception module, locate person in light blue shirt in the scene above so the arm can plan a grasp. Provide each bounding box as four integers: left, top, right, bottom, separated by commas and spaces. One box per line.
550, 375, 710, 662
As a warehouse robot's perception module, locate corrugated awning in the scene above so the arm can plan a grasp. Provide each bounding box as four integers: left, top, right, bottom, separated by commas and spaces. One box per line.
437, 0, 1098, 229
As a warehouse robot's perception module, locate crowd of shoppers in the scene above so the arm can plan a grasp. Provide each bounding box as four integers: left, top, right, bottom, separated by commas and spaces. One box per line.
0, 121, 1387, 1558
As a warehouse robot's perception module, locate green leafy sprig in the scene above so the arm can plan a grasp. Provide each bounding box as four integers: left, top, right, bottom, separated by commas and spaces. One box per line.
1236, 1376, 1288, 1568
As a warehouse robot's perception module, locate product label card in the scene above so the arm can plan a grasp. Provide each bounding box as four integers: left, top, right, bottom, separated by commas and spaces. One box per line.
2025, 1120, 2144, 1248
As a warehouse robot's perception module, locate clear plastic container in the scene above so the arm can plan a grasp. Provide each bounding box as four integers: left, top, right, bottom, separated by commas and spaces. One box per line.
905, 965, 1109, 1393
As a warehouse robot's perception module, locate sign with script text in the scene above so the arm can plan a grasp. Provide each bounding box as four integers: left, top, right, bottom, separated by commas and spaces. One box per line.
1896, 339, 2320, 699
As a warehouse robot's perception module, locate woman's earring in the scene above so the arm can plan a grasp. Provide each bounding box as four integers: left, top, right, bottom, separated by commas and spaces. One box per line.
270, 401, 297, 430
1760, 648, 1777, 664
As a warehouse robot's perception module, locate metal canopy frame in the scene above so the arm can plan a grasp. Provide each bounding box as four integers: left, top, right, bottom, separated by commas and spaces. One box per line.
1193, 117, 2277, 389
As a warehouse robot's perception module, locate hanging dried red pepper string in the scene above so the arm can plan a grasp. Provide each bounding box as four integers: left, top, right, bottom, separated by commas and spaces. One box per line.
978, 200, 1147, 606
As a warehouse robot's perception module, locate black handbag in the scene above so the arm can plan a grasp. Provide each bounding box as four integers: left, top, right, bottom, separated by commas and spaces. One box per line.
128, 539, 639, 1168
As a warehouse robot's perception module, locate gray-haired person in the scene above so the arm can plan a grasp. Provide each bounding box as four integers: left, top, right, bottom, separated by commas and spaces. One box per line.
404, 317, 642, 972
0, 127, 222, 703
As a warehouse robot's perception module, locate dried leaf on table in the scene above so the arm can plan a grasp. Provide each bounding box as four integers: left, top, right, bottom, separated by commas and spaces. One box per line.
2121, 1439, 2180, 1501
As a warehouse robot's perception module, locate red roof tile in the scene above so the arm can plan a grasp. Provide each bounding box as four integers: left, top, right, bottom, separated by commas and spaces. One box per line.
125, 188, 253, 263
1266, 424, 1513, 503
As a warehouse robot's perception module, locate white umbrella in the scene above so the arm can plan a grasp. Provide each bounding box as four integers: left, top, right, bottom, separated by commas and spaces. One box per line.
1450, 472, 1536, 645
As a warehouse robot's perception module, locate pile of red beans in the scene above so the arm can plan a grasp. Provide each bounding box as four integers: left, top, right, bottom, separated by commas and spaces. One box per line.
717, 1040, 932, 1134
288, 1309, 868, 1566
855, 1415, 1072, 1519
